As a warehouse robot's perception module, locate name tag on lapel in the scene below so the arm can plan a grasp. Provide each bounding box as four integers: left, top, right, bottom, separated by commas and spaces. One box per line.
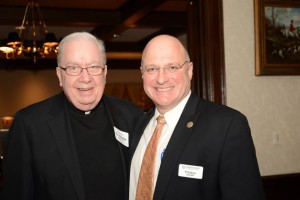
178, 164, 203, 179
114, 126, 129, 147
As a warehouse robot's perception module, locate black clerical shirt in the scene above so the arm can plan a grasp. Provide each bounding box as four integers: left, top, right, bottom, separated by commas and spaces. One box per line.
68, 100, 124, 200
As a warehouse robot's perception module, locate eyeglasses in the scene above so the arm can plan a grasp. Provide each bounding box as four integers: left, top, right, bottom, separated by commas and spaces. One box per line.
58, 65, 106, 76
141, 61, 189, 74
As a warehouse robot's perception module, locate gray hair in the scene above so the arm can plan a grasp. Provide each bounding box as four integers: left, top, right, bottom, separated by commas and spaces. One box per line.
57, 32, 106, 66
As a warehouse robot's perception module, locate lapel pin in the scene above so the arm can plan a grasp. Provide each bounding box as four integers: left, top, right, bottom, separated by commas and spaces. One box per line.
187, 121, 193, 128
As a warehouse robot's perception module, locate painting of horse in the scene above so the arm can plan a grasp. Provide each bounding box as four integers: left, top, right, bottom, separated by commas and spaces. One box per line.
265, 6, 300, 64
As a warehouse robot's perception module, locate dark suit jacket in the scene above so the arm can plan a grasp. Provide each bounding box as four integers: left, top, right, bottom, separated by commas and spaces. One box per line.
2, 92, 143, 200
130, 92, 265, 200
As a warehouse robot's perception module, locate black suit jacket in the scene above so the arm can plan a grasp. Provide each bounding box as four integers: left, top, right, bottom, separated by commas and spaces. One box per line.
2, 92, 143, 200
130, 92, 265, 200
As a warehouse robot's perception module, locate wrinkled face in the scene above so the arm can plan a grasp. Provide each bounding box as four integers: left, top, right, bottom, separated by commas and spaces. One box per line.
141, 37, 193, 114
56, 39, 107, 111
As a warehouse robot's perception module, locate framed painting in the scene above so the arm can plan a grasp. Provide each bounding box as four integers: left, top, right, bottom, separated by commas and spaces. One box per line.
254, 0, 300, 75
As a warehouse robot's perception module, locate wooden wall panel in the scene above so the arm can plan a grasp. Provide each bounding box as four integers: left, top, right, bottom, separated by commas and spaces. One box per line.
187, 0, 226, 104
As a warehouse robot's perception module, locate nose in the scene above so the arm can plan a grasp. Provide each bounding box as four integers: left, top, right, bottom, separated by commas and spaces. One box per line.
79, 68, 92, 82
156, 68, 168, 84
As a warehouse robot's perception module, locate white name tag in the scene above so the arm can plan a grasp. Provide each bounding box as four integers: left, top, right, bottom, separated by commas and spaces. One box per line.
114, 127, 129, 147
178, 164, 203, 179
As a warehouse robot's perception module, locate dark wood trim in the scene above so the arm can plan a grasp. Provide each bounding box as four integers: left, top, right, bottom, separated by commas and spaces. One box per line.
187, 0, 226, 104
0, 6, 120, 27
262, 173, 300, 200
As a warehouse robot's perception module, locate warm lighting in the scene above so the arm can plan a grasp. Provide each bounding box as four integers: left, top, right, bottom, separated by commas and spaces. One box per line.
0, 0, 58, 62
0, 116, 14, 130
0, 47, 15, 59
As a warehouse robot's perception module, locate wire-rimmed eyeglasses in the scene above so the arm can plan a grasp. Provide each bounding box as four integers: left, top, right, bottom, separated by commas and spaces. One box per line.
141, 61, 190, 74
58, 65, 106, 76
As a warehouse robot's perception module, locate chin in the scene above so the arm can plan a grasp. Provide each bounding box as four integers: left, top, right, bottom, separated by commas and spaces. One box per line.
77, 104, 94, 111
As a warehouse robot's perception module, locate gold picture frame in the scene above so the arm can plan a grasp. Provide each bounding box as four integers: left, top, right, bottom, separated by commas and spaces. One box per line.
254, 0, 300, 75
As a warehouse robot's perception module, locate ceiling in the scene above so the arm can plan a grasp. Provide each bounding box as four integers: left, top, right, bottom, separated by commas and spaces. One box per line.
0, 0, 190, 67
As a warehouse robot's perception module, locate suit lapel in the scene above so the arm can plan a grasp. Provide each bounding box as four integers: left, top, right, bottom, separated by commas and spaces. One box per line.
102, 96, 130, 200
47, 94, 85, 200
153, 93, 201, 200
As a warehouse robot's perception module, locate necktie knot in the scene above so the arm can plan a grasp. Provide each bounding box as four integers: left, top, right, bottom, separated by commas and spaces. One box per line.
156, 115, 166, 124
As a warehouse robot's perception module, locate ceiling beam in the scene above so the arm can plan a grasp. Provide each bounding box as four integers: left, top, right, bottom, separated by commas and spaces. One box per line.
139, 12, 187, 27
0, 6, 120, 27
0, 6, 186, 29
93, 0, 168, 41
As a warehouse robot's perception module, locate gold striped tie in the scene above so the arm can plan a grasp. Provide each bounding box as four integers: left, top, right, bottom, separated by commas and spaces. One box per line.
136, 115, 166, 200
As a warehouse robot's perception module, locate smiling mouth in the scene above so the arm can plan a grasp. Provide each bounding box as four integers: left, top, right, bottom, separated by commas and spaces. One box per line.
78, 88, 92, 91
156, 87, 173, 92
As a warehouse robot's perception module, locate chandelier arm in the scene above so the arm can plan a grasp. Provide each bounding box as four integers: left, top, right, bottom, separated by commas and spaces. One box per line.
18, 3, 31, 37
36, 2, 48, 34
30, 2, 37, 43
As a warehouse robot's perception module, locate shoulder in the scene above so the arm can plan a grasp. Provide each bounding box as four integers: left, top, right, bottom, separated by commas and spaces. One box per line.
188, 92, 244, 118
103, 95, 143, 113
102, 96, 144, 132
196, 97, 247, 122
17, 93, 64, 117
102, 95, 144, 124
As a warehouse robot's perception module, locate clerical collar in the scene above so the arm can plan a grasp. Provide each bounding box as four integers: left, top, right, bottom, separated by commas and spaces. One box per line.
84, 111, 91, 115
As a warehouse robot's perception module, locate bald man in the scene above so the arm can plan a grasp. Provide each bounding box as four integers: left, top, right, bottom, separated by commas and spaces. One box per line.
129, 35, 265, 200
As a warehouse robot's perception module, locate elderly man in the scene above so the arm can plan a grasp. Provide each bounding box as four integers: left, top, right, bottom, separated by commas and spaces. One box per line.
2, 32, 143, 200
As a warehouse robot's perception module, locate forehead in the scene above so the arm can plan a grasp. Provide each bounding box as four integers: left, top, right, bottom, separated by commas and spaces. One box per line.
62, 39, 102, 63
64, 39, 99, 54
143, 38, 185, 64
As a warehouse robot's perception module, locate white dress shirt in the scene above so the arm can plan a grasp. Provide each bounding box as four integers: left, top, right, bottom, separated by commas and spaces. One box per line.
129, 91, 191, 200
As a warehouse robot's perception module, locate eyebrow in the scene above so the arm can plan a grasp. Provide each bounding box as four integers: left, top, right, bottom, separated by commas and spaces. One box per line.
144, 62, 178, 67
63, 62, 102, 66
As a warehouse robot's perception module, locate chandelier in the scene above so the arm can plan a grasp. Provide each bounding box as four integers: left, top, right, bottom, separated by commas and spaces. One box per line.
0, 0, 59, 63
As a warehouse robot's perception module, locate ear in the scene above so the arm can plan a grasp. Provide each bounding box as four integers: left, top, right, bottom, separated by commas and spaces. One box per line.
56, 67, 63, 87
140, 67, 144, 79
188, 62, 193, 80
103, 65, 108, 76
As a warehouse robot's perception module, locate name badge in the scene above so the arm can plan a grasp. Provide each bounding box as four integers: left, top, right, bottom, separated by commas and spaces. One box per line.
178, 164, 203, 179
114, 127, 129, 147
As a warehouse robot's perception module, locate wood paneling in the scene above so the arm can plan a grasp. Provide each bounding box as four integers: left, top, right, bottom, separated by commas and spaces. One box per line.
263, 173, 300, 200
187, 0, 226, 104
